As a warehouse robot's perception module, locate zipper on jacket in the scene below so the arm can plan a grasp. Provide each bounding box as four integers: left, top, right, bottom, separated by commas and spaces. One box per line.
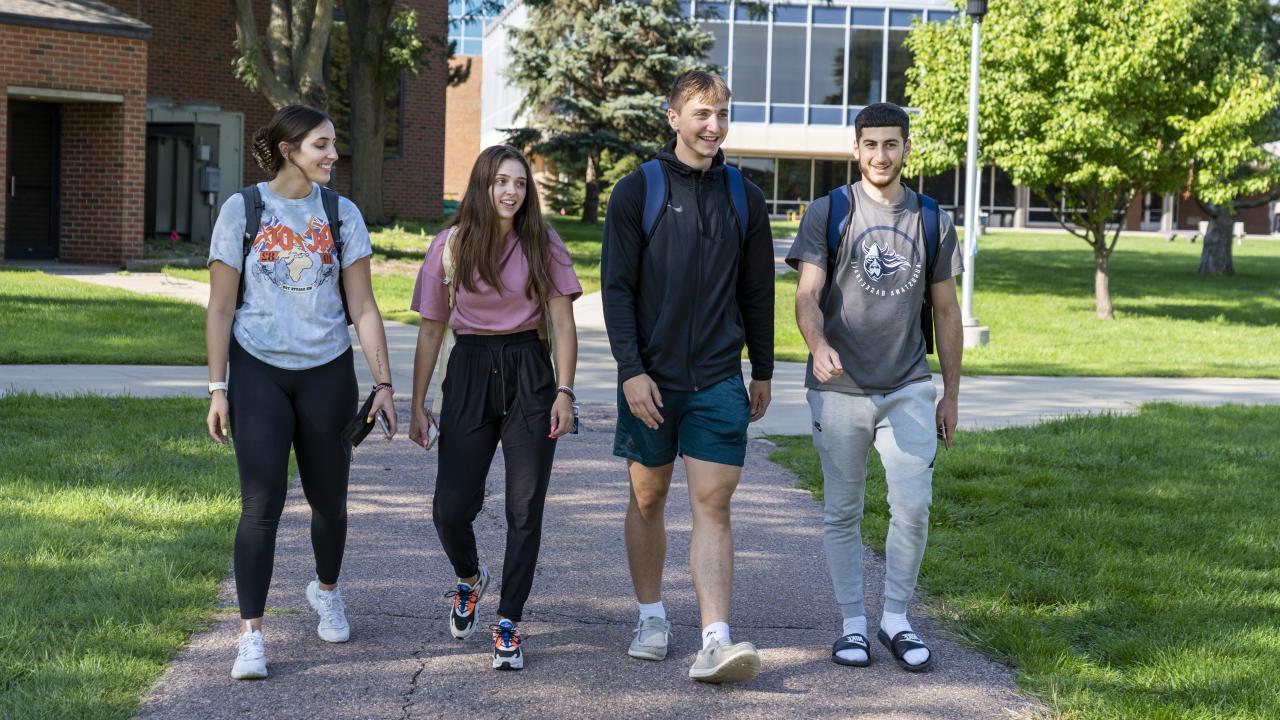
689, 170, 703, 391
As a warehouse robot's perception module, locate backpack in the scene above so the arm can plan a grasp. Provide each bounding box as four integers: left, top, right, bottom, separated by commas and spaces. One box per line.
428, 229, 558, 416
826, 184, 943, 354
639, 159, 749, 242
238, 184, 351, 325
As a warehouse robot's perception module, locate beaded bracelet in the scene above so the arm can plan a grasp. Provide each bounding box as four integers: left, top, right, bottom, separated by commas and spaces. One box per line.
373, 382, 395, 395
556, 385, 576, 402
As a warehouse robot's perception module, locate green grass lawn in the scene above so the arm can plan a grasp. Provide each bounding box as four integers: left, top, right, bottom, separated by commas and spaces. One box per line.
768, 403, 1280, 720
0, 395, 240, 720
776, 233, 1280, 377
0, 270, 206, 364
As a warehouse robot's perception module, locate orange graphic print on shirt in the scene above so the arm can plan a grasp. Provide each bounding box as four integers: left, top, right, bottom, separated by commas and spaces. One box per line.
250, 215, 339, 292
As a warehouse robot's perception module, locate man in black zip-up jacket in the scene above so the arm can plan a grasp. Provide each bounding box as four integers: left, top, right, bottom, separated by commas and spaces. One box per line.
602, 71, 774, 685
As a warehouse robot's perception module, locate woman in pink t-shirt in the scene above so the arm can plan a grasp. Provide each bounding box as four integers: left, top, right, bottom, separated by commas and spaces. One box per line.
408, 145, 581, 671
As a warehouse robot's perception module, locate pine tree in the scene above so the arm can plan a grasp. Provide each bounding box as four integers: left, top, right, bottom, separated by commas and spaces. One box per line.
507, 0, 714, 223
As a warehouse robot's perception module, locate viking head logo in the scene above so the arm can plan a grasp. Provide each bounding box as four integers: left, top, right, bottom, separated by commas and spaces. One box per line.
861, 240, 909, 281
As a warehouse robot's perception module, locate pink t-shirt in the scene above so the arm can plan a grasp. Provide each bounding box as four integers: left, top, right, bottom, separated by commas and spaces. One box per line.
410, 226, 582, 334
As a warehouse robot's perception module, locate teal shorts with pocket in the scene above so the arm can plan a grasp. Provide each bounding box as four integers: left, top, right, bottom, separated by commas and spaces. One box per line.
613, 374, 750, 468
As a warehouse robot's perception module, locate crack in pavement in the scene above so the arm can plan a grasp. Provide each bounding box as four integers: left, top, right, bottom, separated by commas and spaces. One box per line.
400, 644, 427, 720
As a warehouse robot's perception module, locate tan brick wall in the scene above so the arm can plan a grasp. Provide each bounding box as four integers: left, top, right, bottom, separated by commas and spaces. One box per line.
0, 24, 148, 264
443, 56, 482, 200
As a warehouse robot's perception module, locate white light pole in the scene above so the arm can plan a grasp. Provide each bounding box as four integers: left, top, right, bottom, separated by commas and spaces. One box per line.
961, 0, 990, 347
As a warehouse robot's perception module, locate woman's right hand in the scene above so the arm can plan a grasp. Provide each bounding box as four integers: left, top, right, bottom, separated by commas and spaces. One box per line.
207, 392, 230, 445
408, 408, 434, 448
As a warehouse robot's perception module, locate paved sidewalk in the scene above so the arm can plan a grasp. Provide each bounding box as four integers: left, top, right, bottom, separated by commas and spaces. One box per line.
132, 402, 1042, 720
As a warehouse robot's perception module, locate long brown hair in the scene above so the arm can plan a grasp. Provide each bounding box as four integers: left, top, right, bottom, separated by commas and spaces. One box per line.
450, 145, 555, 304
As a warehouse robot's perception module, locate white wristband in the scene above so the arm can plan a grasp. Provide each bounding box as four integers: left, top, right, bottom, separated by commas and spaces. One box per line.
208, 381, 228, 395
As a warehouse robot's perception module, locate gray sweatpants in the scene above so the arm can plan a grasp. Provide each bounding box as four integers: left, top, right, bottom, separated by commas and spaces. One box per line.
808, 380, 937, 618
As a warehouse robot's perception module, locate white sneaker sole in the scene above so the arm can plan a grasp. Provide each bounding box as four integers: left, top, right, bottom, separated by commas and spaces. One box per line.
230, 662, 268, 680
689, 647, 761, 683
492, 654, 524, 670
306, 582, 350, 643
628, 644, 668, 661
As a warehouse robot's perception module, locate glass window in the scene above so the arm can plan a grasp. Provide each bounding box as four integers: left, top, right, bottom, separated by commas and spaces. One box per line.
770, 106, 805, 123
886, 29, 911, 105
814, 159, 848, 194
890, 10, 922, 28
699, 2, 728, 20
770, 26, 806, 103
847, 28, 883, 106
702, 22, 729, 75
809, 26, 844, 105
678, 1, 691, 17
990, 166, 1016, 208
777, 158, 810, 206
732, 104, 766, 122
732, 24, 768, 102
773, 5, 806, 23
738, 157, 776, 202
809, 106, 843, 124
852, 8, 884, 26
922, 167, 957, 207
928, 10, 958, 24
735, 2, 765, 21
813, 6, 845, 25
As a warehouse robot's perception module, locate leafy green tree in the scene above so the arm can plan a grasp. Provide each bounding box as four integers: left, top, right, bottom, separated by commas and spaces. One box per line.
506, 0, 714, 223
908, 0, 1280, 317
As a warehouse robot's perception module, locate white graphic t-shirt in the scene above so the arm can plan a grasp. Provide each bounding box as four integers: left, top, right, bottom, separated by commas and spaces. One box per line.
208, 182, 372, 370
786, 181, 963, 395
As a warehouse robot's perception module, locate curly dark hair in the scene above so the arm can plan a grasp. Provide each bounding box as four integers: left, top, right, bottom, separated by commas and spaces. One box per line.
250, 105, 332, 175
854, 102, 910, 140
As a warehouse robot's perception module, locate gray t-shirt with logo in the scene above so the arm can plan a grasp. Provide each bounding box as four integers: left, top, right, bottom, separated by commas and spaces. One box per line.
786, 181, 963, 395
208, 182, 372, 370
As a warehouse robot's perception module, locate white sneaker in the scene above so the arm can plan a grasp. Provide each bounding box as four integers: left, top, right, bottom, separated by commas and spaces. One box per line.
230, 629, 268, 680
689, 639, 761, 683
306, 580, 351, 643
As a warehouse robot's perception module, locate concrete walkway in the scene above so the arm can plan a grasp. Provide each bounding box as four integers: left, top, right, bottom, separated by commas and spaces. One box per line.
132, 401, 1042, 720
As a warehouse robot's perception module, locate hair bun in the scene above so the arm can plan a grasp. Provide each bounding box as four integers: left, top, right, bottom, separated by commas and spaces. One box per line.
251, 126, 275, 173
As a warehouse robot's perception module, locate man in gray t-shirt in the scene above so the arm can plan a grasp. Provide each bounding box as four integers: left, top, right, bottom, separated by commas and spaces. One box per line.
786, 103, 964, 674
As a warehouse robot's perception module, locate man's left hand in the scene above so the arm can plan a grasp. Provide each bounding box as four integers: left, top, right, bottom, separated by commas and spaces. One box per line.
935, 394, 957, 449
748, 379, 771, 423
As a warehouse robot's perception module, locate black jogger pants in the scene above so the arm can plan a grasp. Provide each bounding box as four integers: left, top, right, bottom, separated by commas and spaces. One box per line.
432, 330, 557, 622
228, 339, 357, 620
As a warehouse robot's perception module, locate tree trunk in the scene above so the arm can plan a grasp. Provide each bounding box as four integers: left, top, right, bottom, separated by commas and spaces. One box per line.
581, 150, 601, 224
345, 0, 394, 224
1197, 206, 1236, 276
1094, 244, 1114, 320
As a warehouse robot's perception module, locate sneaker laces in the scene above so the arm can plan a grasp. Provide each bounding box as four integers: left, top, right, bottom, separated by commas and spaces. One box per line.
446, 584, 476, 616
317, 588, 346, 626
491, 622, 519, 650
238, 631, 264, 660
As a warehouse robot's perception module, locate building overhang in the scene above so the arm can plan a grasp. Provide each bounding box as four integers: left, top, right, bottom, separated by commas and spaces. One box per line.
7, 85, 124, 103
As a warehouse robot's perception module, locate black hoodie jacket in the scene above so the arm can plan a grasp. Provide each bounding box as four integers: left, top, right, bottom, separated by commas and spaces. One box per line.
602, 141, 774, 391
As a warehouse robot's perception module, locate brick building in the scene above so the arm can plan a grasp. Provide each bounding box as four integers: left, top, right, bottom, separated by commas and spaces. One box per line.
2, 0, 448, 266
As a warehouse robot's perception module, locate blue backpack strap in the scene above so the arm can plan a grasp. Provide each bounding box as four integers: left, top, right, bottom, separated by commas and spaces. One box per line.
723, 164, 748, 244
237, 185, 264, 310
640, 159, 667, 239
918, 192, 942, 354
826, 184, 853, 269
319, 186, 352, 325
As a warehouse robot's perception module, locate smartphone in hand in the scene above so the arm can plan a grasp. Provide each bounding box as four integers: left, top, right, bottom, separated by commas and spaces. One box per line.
374, 410, 393, 441
937, 423, 951, 450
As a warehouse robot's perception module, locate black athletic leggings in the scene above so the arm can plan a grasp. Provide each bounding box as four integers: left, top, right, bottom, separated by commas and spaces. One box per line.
228, 339, 357, 620
433, 330, 557, 622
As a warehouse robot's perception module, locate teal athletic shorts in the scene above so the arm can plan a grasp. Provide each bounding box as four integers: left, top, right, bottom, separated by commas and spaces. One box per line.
613, 374, 750, 468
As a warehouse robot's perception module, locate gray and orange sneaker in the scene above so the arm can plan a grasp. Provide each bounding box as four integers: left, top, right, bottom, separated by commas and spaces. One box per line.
445, 566, 490, 640
491, 619, 523, 670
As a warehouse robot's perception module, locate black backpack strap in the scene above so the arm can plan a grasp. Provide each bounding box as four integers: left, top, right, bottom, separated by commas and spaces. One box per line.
639, 159, 667, 243
917, 193, 942, 355
237, 185, 264, 310
320, 186, 352, 325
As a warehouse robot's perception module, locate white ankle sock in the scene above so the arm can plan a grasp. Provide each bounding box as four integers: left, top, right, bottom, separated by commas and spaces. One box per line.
835, 616, 868, 663
881, 611, 929, 666
638, 601, 666, 621
701, 621, 730, 649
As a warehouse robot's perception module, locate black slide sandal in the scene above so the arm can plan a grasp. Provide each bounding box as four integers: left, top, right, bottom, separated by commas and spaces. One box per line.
831, 632, 871, 667
877, 628, 934, 672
